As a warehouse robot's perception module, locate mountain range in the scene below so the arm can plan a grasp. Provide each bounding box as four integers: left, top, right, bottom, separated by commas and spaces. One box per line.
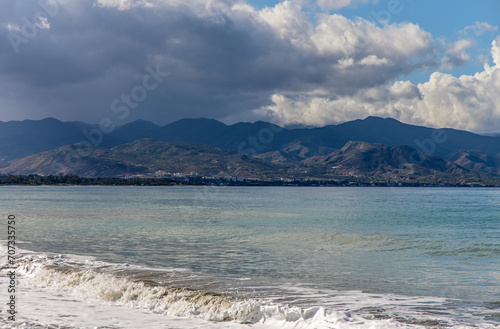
1, 116, 500, 183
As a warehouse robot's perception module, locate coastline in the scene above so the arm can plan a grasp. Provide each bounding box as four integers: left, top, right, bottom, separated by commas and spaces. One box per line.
1, 174, 499, 187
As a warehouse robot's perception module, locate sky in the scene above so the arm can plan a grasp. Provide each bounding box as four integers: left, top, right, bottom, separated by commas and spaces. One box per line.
1, 0, 500, 133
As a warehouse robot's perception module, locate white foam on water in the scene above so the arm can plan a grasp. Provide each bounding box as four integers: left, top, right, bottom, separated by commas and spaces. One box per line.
2, 247, 244, 329
1, 246, 498, 329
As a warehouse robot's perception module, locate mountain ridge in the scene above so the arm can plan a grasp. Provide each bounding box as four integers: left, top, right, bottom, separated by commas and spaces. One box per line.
1, 138, 493, 185
1, 116, 500, 181
0, 139, 281, 179
2, 116, 500, 162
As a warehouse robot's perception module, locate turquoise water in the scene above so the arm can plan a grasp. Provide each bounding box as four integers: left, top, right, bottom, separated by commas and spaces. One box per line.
1, 186, 500, 327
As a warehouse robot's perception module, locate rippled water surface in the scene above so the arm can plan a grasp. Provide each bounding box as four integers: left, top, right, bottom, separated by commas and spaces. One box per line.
1, 186, 499, 327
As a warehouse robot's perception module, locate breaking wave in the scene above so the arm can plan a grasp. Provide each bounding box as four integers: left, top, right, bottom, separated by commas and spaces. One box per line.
5, 250, 499, 329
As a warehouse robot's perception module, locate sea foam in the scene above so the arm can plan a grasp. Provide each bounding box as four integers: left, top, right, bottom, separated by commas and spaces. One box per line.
2, 246, 498, 329
10, 251, 433, 329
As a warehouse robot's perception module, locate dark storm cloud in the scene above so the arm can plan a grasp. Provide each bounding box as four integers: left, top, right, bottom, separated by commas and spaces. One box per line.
0, 0, 437, 124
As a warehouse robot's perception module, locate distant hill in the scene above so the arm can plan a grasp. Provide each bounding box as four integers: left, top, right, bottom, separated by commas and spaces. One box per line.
3, 116, 500, 163
331, 117, 500, 159
0, 139, 281, 179
300, 141, 469, 182
1, 116, 500, 179
0, 139, 491, 184
105, 120, 160, 146
0, 118, 95, 162
255, 141, 338, 164
448, 150, 500, 175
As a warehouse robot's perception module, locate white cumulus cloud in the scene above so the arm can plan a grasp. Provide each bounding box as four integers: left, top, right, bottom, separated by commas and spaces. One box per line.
460, 21, 497, 36
316, 0, 376, 10
441, 38, 474, 70
256, 37, 500, 133
492, 36, 500, 66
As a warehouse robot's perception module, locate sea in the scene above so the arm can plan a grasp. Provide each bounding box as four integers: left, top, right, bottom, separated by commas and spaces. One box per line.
0, 186, 499, 329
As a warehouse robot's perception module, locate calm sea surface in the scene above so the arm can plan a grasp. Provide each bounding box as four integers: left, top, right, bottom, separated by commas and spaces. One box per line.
1, 186, 499, 328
